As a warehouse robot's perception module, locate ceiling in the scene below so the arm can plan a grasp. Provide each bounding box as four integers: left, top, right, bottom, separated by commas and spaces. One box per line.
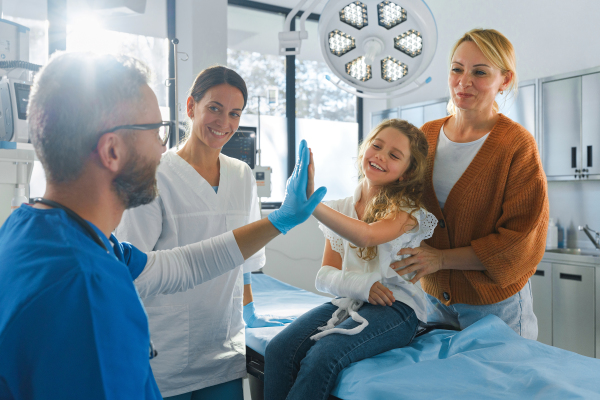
245, 0, 328, 14
227, 4, 325, 62
231, 0, 600, 86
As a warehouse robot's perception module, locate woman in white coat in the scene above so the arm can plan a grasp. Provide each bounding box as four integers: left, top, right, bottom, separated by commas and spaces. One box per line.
115, 66, 284, 399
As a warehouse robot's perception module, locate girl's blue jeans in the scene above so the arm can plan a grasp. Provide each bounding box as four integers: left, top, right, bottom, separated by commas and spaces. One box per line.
264, 300, 419, 400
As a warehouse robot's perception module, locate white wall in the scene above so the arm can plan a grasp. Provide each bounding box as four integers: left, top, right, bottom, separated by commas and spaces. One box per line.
175, 0, 228, 122
363, 0, 600, 125
1, 0, 46, 20
65, 0, 167, 38
261, 211, 331, 296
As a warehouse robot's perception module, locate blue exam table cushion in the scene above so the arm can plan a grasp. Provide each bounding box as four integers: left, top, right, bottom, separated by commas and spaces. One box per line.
247, 273, 600, 399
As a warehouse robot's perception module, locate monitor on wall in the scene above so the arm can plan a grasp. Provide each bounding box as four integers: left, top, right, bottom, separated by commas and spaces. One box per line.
221, 126, 257, 169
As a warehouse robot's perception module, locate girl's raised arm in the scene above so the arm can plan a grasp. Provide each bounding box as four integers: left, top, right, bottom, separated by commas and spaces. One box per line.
314, 205, 415, 248
307, 149, 415, 248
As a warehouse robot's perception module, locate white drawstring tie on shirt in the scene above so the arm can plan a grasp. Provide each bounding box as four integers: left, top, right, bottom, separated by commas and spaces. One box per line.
310, 297, 368, 341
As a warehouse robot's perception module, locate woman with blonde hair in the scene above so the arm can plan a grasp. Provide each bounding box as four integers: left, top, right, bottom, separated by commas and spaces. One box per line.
392, 28, 549, 339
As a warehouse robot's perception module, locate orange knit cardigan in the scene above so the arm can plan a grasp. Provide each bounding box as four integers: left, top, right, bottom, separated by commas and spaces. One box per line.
420, 114, 549, 306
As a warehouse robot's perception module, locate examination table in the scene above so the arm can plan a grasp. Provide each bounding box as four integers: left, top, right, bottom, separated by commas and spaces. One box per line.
246, 272, 600, 399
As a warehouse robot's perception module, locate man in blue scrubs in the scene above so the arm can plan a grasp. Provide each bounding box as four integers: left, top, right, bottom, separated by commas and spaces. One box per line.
0, 53, 325, 399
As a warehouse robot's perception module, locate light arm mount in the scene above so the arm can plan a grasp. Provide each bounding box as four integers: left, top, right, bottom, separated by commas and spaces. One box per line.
279, 0, 323, 55
325, 74, 432, 99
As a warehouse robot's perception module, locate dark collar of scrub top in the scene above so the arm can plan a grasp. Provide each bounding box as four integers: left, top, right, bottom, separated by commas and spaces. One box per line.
33, 198, 109, 252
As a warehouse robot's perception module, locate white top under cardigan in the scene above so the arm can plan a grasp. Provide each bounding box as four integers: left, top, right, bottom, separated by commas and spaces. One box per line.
432, 126, 490, 209
115, 150, 265, 397
316, 184, 437, 325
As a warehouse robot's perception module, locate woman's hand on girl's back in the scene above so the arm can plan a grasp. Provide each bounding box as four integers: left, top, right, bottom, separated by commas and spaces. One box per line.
368, 282, 395, 306
392, 242, 443, 284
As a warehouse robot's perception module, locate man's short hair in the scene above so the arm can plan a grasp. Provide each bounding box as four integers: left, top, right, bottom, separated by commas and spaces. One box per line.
28, 52, 150, 183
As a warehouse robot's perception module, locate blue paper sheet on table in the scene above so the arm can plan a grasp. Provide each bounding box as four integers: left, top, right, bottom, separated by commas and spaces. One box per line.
248, 273, 600, 399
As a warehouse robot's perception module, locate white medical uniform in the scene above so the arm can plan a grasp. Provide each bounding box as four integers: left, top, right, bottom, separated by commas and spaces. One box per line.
115, 150, 265, 397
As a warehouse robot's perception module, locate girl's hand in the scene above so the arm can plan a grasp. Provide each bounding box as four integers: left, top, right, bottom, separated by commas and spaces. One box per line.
368, 282, 395, 306
307, 149, 315, 198
392, 242, 443, 284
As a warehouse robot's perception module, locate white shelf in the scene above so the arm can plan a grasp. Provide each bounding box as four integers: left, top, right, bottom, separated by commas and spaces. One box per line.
0, 145, 37, 163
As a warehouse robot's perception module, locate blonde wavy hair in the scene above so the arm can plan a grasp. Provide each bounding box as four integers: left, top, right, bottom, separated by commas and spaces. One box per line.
354, 119, 429, 260
447, 28, 518, 115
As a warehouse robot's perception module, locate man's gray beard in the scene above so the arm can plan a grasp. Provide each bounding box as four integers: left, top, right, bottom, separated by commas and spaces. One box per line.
113, 149, 159, 210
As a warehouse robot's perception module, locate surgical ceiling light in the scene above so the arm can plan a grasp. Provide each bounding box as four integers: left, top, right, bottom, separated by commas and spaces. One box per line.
346, 56, 372, 81
394, 29, 423, 57
339, 2, 368, 29
279, 0, 437, 99
381, 56, 407, 82
328, 30, 356, 56
378, 1, 406, 29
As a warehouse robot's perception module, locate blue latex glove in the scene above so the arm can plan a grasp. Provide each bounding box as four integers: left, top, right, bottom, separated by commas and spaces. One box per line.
243, 301, 295, 328
268, 140, 327, 234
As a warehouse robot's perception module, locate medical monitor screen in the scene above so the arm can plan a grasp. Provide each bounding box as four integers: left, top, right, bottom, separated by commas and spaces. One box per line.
14, 83, 30, 120
221, 126, 256, 169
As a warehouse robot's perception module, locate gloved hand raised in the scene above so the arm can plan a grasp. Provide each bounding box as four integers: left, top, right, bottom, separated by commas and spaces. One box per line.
268, 140, 327, 234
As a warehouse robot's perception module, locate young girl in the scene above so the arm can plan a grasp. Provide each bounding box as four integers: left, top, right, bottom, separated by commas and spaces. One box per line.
264, 119, 437, 400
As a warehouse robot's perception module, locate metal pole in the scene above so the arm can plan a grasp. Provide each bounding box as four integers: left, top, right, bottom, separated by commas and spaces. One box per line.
48, 0, 67, 56
172, 38, 180, 149
167, 0, 176, 148
285, 18, 296, 177
357, 94, 364, 143
257, 96, 261, 166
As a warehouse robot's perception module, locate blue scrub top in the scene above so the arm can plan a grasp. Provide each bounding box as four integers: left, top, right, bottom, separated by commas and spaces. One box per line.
0, 205, 162, 400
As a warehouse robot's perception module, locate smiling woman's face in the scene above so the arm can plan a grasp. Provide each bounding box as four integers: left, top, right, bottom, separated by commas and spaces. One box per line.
448, 41, 511, 114
188, 83, 244, 150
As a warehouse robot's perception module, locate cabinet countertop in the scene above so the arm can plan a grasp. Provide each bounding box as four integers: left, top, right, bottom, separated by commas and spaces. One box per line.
542, 249, 600, 266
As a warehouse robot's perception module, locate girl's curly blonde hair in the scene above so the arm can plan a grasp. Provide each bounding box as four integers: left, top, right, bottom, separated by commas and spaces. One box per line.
354, 119, 429, 260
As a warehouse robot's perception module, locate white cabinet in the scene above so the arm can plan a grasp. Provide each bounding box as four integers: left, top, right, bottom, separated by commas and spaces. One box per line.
400, 106, 425, 127
497, 80, 537, 140
536, 255, 599, 358
541, 76, 581, 179
531, 262, 552, 345
582, 73, 600, 177
399, 97, 448, 127
540, 67, 600, 180
596, 266, 600, 359
370, 98, 448, 133
371, 108, 398, 131
423, 101, 448, 124
551, 263, 596, 357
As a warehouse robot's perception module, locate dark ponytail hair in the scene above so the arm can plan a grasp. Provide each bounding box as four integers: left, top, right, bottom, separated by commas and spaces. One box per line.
189, 65, 248, 109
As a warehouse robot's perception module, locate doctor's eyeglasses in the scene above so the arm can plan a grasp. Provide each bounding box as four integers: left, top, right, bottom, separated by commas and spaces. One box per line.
96, 121, 174, 147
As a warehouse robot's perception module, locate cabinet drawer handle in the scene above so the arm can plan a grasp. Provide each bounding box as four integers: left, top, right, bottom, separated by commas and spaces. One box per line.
559, 273, 582, 281
534, 270, 545, 276
572, 147, 577, 168
587, 145, 592, 168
